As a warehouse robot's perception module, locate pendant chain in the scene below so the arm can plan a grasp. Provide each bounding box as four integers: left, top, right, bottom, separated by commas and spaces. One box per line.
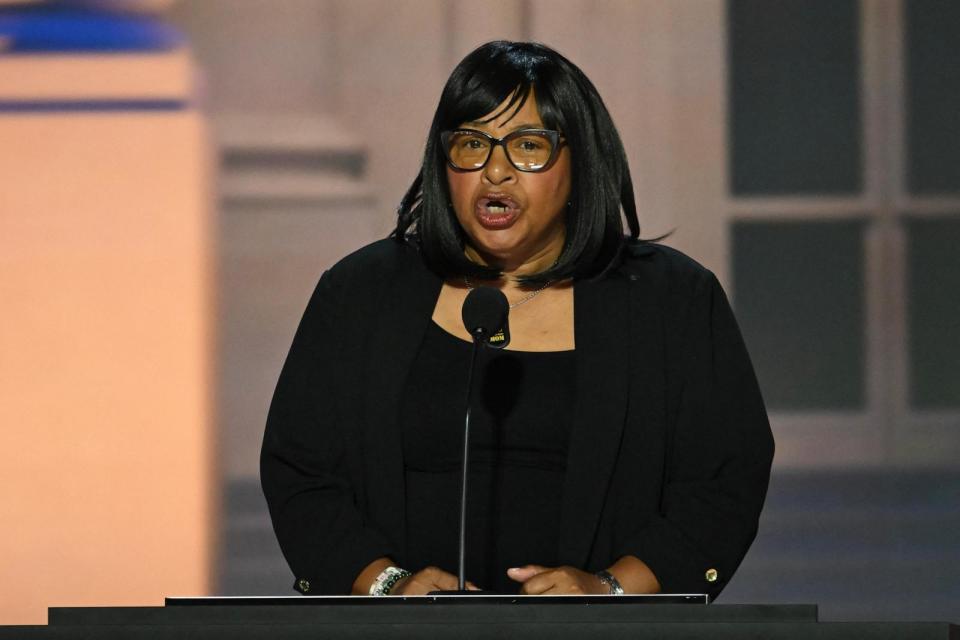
462, 277, 552, 309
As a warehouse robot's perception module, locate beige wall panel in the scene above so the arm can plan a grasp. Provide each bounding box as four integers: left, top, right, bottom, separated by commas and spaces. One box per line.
447, 1, 526, 62
169, 0, 339, 114
659, 0, 728, 284
531, 0, 729, 282
0, 112, 215, 624
335, 0, 453, 234
530, 1, 676, 240
663, 1, 728, 285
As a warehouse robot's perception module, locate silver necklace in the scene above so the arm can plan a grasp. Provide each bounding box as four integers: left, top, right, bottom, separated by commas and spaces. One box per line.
462, 276, 552, 309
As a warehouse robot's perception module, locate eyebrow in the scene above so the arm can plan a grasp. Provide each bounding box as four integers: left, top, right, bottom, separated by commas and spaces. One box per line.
460, 121, 544, 134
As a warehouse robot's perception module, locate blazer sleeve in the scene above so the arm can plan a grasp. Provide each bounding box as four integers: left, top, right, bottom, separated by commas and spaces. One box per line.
260, 269, 397, 595
622, 271, 775, 598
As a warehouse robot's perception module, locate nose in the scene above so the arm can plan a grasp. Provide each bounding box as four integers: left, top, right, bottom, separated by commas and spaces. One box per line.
482, 144, 516, 185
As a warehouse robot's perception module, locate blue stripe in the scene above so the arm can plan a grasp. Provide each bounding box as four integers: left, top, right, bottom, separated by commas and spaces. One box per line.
0, 6, 184, 53
0, 99, 190, 113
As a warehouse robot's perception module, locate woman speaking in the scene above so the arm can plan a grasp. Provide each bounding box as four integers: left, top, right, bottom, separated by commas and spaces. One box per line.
260, 41, 774, 597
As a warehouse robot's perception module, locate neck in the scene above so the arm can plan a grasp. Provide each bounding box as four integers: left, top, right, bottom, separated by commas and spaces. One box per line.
465, 240, 563, 285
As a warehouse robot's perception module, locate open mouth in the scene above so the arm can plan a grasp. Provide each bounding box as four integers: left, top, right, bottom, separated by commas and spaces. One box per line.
475, 195, 521, 228
484, 199, 511, 213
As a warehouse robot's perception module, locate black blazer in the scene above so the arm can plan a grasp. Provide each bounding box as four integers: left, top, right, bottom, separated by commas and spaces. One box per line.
260, 238, 774, 598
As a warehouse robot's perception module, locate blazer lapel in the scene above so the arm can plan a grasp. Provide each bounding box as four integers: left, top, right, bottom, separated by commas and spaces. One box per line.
361, 254, 442, 558
559, 273, 630, 568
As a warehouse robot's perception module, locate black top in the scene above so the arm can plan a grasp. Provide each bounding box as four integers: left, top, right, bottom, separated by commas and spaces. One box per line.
400, 321, 575, 592
260, 239, 774, 597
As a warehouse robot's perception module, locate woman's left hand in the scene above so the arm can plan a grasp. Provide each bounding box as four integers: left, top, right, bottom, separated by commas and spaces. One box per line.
507, 564, 607, 595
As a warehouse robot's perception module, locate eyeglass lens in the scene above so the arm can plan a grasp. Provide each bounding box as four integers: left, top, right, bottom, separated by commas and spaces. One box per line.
446, 131, 555, 171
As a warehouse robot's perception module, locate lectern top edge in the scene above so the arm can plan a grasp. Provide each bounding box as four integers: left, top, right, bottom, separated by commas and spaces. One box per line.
165, 593, 709, 606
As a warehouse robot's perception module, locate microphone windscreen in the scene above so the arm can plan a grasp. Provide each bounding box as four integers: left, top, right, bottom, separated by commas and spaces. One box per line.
462, 287, 509, 340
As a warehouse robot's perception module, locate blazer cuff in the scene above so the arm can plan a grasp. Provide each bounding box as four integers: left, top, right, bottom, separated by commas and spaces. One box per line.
289, 525, 398, 596
617, 515, 725, 599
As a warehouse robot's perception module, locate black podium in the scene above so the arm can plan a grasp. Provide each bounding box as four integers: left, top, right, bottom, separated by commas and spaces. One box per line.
0, 597, 955, 639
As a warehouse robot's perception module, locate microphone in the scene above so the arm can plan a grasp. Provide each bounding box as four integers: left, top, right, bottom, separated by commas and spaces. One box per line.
435, 287, 510, 594
462, 286, 510, 349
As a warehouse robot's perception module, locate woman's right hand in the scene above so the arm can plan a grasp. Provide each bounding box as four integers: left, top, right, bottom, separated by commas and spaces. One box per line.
391, 566, 479, 595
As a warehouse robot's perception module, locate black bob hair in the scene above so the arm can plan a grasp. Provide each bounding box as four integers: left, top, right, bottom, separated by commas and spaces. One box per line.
392, 40, 667, 284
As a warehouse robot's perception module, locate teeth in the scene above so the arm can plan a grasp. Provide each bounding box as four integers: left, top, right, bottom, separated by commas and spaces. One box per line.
487, 205, 507, 214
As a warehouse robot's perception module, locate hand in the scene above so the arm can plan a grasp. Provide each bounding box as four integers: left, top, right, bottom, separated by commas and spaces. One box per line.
507, 564, 607, 595
390, 566, 480, 595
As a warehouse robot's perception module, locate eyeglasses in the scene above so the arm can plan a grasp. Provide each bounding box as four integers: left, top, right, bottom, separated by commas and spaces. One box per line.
440, 128, 564, 172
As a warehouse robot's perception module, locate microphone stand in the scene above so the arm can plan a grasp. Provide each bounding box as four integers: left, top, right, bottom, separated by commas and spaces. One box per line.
428, 328, 484, 596
456, 329, 484, 592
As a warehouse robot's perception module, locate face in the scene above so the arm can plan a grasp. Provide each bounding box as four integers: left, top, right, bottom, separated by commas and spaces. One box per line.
445, 91, 571, 274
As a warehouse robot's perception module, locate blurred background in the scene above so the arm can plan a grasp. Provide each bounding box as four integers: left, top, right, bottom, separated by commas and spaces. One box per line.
1, 0, 957, 626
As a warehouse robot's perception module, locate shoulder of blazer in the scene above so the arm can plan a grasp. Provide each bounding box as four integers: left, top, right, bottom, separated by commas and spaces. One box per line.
615, 240, 718, 296
325, 237, 427, 290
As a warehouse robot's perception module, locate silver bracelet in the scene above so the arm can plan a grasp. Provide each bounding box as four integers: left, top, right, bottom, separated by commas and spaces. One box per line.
369, 566, 412, 596
595, 569, 625, 595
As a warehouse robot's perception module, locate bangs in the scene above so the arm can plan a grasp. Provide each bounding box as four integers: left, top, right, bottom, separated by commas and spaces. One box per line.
439, 49, 563, 133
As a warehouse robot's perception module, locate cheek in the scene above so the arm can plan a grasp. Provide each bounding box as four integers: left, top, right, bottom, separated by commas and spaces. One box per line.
535, 157, 572, 205
545, 175, 570, 199
555, 154, 573, 198
446, 169, 475, 207
535, 167, 570, 206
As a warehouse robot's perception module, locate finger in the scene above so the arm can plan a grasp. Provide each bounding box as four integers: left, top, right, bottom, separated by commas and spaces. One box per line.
507, 564, 548, 583
396, 576, 432, 596
388, 575, 411, 596
518, 570, 560, 595
466, 581, 481, 591
507, 567, 533, 583
428, 568, 460, 592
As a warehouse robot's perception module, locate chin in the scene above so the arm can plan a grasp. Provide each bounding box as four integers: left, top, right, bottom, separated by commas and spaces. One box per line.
468, 233, 525, 262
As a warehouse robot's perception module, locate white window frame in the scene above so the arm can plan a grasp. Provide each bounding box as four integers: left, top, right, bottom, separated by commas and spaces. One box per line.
725, 0, 960, 468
